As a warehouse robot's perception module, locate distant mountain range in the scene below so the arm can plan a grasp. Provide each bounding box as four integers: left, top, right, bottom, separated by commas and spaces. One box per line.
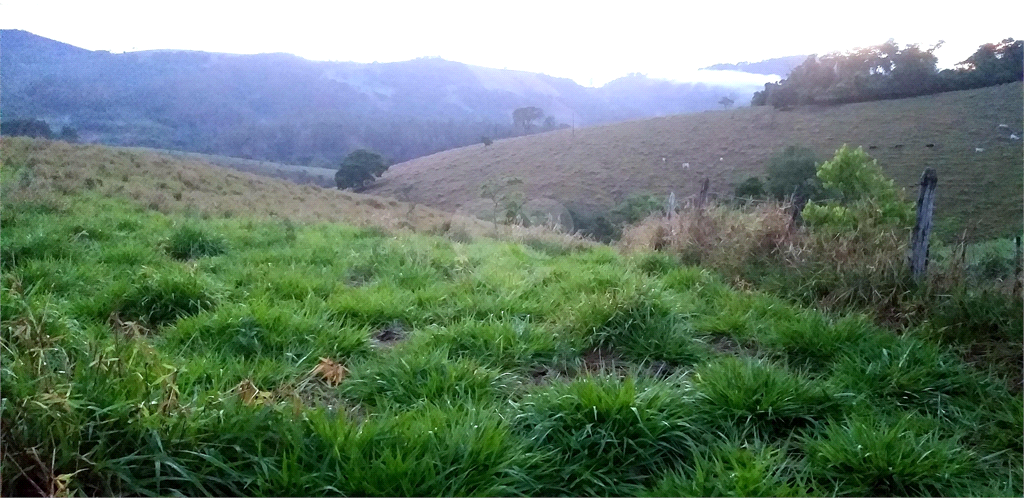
0, 29, 776, 165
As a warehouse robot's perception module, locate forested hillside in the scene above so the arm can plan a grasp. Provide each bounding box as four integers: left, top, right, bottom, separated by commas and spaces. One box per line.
0, 30, 765, 166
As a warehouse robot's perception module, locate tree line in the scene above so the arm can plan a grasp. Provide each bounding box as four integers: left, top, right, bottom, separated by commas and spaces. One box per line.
752, 38, 1023, 108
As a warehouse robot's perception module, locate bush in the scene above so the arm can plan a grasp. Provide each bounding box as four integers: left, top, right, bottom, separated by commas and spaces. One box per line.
734, 176, 766, 199
611, 193, 665, 225
765, 146, 820, 200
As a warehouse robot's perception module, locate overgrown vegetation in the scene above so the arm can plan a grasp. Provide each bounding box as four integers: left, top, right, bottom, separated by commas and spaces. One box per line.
621, 145, 1022, 386
2, 140, 1021, 497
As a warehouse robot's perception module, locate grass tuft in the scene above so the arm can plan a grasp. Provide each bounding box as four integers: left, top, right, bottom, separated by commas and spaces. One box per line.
804, 414, 978, 496
165, 223, 228, 260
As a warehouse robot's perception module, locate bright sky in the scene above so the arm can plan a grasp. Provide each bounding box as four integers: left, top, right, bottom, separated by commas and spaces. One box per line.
2, 0, 1021, 87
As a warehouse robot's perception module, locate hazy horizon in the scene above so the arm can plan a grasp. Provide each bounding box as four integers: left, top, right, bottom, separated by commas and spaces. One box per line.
2, 0, 1021, 87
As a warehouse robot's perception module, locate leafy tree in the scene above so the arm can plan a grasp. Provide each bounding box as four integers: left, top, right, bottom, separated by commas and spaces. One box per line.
718, 96, 734, 109
765, 146, 822, 200
512, 107, 544, 133
953, 38, 1023, 88
335, 149, 388, 190
481, 136, 493, 146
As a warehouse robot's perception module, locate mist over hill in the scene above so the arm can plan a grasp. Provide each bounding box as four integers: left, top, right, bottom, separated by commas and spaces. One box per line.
0, 29, 771, 165
702, 55, 809, 77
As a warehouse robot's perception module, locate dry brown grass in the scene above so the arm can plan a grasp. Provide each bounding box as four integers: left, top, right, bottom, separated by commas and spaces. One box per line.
367, 82, 1023, 240
0, 137, 592, 250
619, 202, 921, 318
620, 203, 799, 272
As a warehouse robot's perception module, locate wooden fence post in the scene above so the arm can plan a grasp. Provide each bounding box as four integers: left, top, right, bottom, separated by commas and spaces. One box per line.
909, 168, 937, 281
788, 185, 807, 232
696, 178, 710, 212
1014, 235, 1022, 297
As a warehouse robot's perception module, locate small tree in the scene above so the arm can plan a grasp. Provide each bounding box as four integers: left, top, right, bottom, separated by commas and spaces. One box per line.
480, 177, 526, 229
512, 107, 544, 133
481, 136, 493, 146
718, 96, 735, 109
802, 145, 914, 230
335, 149, 388, 190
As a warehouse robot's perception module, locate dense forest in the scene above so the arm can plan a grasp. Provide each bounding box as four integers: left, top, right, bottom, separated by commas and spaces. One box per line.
0, 30, 765, 166
752, 38, 1024, 107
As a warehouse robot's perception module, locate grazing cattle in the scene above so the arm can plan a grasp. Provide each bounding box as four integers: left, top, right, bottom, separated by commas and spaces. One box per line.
1011, 134, 1020, 140
868, 145, 878, 149
682, 162, 690, 169
926, 143, 935, 148
892, 144, 903, 149
975, 147, 985, 152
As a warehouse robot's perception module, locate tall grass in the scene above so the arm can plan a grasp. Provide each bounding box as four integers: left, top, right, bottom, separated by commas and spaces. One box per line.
2, 143, 1020, 496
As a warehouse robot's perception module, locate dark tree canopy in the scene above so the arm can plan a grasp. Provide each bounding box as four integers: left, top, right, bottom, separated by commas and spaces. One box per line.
335, 149, 389, 190
512, 107, 544, 132
1, 118, 53, 139
751, 38, 1023, 108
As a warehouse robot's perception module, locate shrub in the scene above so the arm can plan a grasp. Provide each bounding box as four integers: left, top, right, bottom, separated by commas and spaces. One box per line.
765, 146, 821, 200
734, 176, 767, 199
611, 193, 665, 226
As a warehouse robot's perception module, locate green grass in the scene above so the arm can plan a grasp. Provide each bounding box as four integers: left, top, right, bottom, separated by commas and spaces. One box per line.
2, 183, 1020, 496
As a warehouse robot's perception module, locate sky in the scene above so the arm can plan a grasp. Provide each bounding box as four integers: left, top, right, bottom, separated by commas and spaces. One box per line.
2, 0, 1021, 87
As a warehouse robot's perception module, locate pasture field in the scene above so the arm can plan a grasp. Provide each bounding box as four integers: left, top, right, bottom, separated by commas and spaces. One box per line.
2, 139, 1022, 496
367, 82, 1024, 241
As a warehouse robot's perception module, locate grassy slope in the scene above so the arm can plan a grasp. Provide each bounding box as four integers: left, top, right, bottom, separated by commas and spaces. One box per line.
129, 147, 339, 188
368, 82, 1024, 240
1, 137, 591, 247
2, 136, 1022, 497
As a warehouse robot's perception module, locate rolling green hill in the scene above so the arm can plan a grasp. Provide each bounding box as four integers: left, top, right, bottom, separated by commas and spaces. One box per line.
367, 82, 1024, 240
